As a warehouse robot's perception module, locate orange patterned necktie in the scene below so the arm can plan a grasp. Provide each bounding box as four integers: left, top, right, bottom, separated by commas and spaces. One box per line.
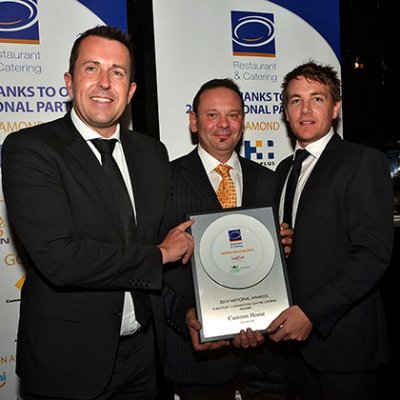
214, 164, 237, 208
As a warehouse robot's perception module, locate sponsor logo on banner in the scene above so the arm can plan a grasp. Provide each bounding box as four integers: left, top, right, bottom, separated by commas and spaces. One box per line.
3, 251, 25, 292
0, 371, 7, 389
0, 0, 40, 44
0, 353, 17, 392
4, 253, 23, 267
231, 11, 275, 57
0, 217, 10, 245
244, 139, 275, 166
0, 354, 17, 366
1, 216, 25, 292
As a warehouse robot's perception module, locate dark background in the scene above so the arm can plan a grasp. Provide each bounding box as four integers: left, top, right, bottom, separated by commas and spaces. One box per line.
126, 1, 398, 397
340, 2, 398, 398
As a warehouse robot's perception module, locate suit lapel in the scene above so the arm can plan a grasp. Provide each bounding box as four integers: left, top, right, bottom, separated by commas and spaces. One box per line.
295, 134, 341, 224
241, 156, 259, 207
276, 156, 292, 201
62, 116, 127, 241
120, 130, 147, 238
241, 157, 251, 206
181, 150, 222, 210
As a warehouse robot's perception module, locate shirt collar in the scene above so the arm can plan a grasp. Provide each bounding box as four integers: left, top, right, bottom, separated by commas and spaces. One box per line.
70, 108, 121, 141
294, 128, 336, 160
197, 144, 241, 175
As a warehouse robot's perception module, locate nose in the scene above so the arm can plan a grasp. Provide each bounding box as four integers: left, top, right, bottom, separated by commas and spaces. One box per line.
97, 70, 111, 89
300, 100, 311, 114
217, 115, 229, 128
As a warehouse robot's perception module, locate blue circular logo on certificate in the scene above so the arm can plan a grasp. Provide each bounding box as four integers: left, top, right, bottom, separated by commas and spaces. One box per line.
199, 214, 275, 289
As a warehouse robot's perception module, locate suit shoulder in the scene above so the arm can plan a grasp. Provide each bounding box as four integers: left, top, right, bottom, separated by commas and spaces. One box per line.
125, 129, 168, 155
276, 154, 292, 168
126, 129, 162, 146
338, 139, 389, 164
2, 117, 65, 147
240, 156, 275, 176
169, 153, 191, 168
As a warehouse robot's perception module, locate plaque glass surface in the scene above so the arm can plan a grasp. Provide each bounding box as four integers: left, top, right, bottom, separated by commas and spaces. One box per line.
188, 206, 291, 342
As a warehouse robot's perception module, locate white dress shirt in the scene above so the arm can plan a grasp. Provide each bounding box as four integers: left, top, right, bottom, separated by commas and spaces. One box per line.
279, 129, 336, 227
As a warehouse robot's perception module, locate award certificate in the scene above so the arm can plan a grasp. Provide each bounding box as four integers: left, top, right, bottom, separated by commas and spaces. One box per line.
188, 207, 291, 342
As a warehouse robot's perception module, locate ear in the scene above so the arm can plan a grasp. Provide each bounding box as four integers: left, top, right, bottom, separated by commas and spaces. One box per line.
189, 111, 198, 133
127, 82, 137, 104
284, 108, 289, 121
64, 72, 73, 97
332, 100, 341, 119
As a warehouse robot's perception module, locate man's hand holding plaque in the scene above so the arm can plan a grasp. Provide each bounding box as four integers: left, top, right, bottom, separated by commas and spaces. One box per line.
186, 307, 266, 351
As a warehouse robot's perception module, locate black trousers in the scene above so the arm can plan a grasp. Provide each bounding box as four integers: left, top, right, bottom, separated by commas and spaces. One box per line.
22, 324, 157, 400
291, 355, 376, 400
177, 357, 290, 400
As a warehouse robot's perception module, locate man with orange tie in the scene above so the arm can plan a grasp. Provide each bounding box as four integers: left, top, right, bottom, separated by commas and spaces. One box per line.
163, 78, 293, 400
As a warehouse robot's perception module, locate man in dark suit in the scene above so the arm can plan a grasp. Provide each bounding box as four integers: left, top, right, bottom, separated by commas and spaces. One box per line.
266, 62, 393, 400
1, 26, 193, 400
163, 78, 293, 400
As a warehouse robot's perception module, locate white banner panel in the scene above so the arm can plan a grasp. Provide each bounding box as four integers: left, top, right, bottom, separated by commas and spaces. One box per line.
153, 0, 341, 167
153, 2, 340, 398
0, 1, 127, 397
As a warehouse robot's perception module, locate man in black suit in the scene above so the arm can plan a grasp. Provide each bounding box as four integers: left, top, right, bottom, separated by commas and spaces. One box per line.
267, 62, 393, 400
163, 78, 293, 400
1, 26, 193, 400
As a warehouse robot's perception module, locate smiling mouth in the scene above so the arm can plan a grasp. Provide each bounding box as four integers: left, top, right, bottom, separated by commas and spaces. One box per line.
91, 96, 112, 103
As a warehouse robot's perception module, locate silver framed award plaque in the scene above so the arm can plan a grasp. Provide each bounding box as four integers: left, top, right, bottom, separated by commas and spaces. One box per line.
188, 206, 291, 342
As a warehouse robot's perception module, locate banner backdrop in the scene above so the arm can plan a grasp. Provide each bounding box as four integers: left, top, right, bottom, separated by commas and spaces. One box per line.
153, 0, 341, 165
153, 2, 340, 398
0, 1, 127, 397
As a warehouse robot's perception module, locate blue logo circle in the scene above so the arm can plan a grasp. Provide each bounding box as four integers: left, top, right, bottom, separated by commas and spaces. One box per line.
232, 15, 275, 48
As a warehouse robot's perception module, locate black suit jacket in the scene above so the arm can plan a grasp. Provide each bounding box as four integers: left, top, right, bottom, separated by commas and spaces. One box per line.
163, 148, 286, 384
1, 114, 176, 398
275, 134, 393, 371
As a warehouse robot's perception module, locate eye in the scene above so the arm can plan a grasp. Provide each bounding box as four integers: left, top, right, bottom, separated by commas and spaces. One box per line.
112, 69, 125, 78
85, 65, 98, 74
206, 112, 217, 119
228, 112, 240, 119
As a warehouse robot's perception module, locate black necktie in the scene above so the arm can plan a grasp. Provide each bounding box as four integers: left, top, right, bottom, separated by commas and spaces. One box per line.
91, 139, 151, 329
91, 139, 136, 243
283, 149, 309, 227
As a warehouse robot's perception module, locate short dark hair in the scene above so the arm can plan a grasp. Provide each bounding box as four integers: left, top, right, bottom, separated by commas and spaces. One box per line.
192, 78, 244, 114
281, 61, 341, 108
68, 25, 135, 82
